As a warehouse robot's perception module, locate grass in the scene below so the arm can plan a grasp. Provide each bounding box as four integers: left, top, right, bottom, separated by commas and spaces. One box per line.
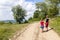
0, 23, 29, 40
29, 18, 40, 23
49, 16, 60, 36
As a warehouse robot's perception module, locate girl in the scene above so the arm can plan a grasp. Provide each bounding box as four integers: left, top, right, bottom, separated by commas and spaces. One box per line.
40, 18, 44, 32
45, 15, 49, 31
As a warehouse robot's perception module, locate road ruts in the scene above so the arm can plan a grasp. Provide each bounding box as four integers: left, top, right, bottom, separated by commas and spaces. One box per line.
16, 22, 39, 40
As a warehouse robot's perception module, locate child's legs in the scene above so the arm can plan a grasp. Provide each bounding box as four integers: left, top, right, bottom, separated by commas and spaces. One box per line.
46, 27, 48, 30
40, 26, 44, 32
46, 25, 48, 30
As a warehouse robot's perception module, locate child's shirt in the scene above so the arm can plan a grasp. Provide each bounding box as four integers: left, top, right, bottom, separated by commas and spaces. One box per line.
46, 18, 49, 25
46, 18, 49, 22
40, 21, 44, 26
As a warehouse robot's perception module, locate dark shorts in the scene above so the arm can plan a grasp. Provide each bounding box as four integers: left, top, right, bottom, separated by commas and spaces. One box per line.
40, 26, 44, 29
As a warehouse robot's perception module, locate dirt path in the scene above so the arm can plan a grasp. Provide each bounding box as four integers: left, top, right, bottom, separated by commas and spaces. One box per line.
16, 22, 39, 40
15, 22, 60, 40
37, 27, 60, 40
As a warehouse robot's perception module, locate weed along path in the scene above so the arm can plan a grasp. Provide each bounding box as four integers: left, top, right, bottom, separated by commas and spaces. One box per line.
12, 22, 60, 40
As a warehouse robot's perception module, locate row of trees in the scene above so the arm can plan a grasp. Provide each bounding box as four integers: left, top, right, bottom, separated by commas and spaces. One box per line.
33, 0, 60, 19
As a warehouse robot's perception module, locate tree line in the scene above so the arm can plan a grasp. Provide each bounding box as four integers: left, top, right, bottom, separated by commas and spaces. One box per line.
34, 0, 60, 19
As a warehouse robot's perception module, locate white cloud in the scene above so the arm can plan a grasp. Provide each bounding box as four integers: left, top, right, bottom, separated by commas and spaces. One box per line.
0, 0, 18, 20
0, 0, 36, 20
18, 1, 36, 18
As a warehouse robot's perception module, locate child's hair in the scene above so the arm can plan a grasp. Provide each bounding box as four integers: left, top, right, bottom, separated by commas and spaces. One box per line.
46, 15, 48, 17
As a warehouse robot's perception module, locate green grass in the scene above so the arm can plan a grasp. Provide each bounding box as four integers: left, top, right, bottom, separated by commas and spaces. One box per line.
49, 16, 60, 35
0, 23, 29, 40
29, 18, 40, 23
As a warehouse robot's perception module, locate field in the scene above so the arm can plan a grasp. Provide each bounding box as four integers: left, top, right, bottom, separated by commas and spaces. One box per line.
0, 16, 60, 40
0, 23, 29, 40
49, 16, 60, 35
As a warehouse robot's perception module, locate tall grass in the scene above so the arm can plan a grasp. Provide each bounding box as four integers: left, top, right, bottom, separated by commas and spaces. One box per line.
49, 16, 60, 35
0, 23, 29, 40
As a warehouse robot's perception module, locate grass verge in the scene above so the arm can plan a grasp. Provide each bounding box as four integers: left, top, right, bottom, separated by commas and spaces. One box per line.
49, 16, 60, 36
0, 23, 29, 40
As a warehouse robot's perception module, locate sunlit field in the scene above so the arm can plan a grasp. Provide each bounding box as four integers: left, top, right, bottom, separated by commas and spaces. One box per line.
0, 23, 29, 40
50, 16, 60, 35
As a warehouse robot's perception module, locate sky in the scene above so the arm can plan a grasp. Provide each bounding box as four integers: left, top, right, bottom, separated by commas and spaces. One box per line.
0, 0, 44, 21
26, 0, 44, 2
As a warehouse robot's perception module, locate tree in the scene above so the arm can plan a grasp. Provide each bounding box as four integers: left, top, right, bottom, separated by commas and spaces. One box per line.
46, 0, 60, 4
12, 5, 26, 24
46, 0, 60, 17
35, 2, 47, 19
35, 0, 60, 18
33, 10, 39, 18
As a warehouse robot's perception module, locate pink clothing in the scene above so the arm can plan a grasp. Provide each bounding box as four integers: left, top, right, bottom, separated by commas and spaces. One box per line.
40, 21, 44, 26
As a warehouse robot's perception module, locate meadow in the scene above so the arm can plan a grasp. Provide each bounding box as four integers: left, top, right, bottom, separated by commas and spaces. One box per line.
0, 23, 29, 40
49, 16, 60, 36
0, 16, 60, 40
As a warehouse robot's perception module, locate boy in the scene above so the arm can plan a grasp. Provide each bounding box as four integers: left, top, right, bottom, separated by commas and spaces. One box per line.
45, 15, 49, 31
40, 18, 44, 32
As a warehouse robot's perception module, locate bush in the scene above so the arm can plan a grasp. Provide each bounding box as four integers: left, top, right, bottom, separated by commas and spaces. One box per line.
8, 21, 12, 24
29, 18, 40, 23
0, 21, 5, 25
29, 17, 33, 21
24, 20, 28, 23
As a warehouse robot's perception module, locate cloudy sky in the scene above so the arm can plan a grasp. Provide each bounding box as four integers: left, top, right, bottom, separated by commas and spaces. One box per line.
0, 0, 44, 20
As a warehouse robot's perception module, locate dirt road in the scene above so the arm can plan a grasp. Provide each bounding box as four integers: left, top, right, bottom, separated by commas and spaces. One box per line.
15, 22, 60, 40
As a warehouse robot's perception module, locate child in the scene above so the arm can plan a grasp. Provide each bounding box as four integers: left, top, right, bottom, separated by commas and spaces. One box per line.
40, 18, 44, 32
45, 15, 49, 31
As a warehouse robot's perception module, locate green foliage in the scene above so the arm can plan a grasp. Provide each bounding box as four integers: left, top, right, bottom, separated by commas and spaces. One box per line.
33, 10, 40, 18
29, 17, 33, 21
50, 16, 60, 35
8, 21, 12, 24
24, 20, 28, 23
0, 28, 13, 40
0, 24, 29, 40
39, 12, 46, 19
35, 0, 60, 18
46, 0, 60, 17
33, 10, 46, 20
0, 21, 5, 25
29, 18, 40, 23
12, 5, 26, 24
46, 0, 60, 4
36, 2, 47, 10
32, 18, 40, 21
47, 7, 59, 17
33, 2, 48, 20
